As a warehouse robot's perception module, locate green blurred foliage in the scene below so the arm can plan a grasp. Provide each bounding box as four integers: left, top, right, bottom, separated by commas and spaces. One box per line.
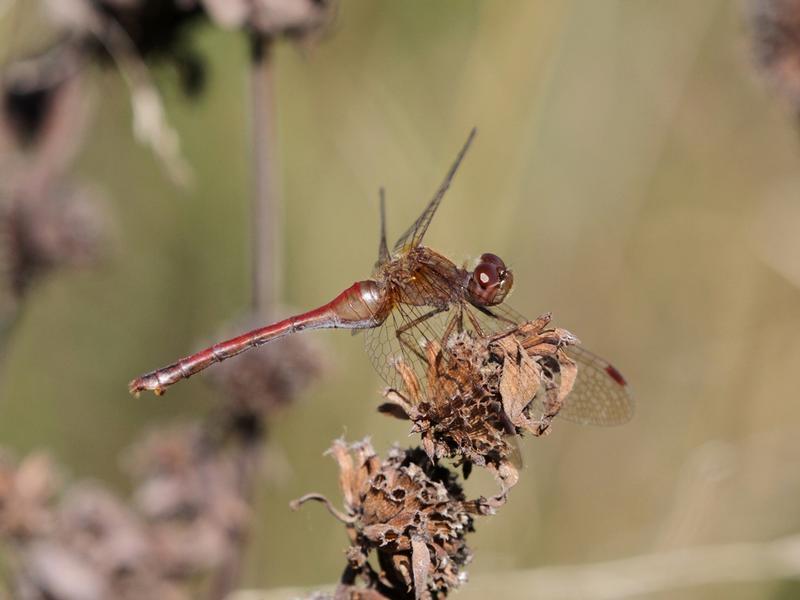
3, 1, 800, 598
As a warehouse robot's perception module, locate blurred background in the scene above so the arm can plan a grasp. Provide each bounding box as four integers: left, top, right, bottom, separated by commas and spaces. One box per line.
2, 1, 800, 599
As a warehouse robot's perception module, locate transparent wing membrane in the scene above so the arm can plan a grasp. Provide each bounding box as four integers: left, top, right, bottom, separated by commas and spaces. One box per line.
376, 188, 389, 268
365, 292, 634, 427
560, 345, 634, 426
392, 129, 477, 253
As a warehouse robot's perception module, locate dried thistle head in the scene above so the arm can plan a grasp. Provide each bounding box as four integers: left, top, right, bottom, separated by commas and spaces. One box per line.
125, 424, 250, 576
293, 439, 485, 600
378, 314, 577, 491
0, 183, 108, 303
208, 312, 326, 440
10, 484, 189, 600
57, 485, 149, 572
52, 485, 189, 600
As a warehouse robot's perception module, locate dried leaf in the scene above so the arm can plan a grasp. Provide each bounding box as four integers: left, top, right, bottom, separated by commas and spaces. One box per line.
377, 402, 411, 420
131, 86, 191, 186
498, 338, 540, 430
517, 312, 551, 337
377, 388, 414, 420
394, 358, 422, 405
328, 439, 357, 509
554, 351, 578, 414
411, 535, 431, 600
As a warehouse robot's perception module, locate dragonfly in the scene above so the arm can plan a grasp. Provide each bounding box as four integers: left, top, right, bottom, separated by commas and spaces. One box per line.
129, 129, 633, 426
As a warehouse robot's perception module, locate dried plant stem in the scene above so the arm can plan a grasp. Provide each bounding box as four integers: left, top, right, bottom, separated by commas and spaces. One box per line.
207, 32, 280, 600
249, 33, 280, 315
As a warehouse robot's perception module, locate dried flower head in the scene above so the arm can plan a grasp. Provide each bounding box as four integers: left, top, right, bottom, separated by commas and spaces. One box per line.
10, 483, 191, 600
0, 183, 107, 302
293, 439, 486, 600
207, 312, 326, 439
0, 453, 58, 540
0, 45, 87, 172
52, 485, 189, 600
126, 424, 250, 576
378, 314, 577, 491
748, 0, 800, 111
43, 0, 204, 67
57, 485, 149, 573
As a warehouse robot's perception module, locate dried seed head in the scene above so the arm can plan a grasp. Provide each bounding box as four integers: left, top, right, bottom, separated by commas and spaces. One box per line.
0, 183, 108, 303
57, 485, 149, 572
13, 484, 190, 600
378, 316, 578, 492
294, 439, 481, 600
208, 312, 326, 439
0, 45, 86, 162
748, 0, 800, 111
0, 453, 58, 540
125, 424, 250, 576
53, 485, 189, 600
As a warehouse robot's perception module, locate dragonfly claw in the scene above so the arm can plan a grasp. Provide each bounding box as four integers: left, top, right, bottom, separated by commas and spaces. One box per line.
128, 373, 165, 397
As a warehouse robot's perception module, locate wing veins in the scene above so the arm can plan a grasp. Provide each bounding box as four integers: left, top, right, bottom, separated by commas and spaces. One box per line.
392, 128, 477, 253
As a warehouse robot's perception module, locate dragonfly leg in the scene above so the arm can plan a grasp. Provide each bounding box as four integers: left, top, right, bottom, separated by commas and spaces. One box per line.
464, 307, 487, 336
466, 305, 519, 344
440, 307, 462, 342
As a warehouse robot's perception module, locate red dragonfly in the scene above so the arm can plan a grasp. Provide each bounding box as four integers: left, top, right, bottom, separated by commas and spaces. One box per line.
129, 130, 633, 426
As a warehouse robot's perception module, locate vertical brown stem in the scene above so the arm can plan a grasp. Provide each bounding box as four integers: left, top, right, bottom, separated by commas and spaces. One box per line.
207, 32, 279, 600
249, 34, 280, 316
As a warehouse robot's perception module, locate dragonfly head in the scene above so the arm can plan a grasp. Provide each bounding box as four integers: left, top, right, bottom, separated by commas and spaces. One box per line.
467, 253, 513, 306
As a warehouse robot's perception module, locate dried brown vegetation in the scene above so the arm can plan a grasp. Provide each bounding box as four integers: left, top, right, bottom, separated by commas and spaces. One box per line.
749, 0, 800, 114
294, 318, 579, 599
0, 386, 323, 599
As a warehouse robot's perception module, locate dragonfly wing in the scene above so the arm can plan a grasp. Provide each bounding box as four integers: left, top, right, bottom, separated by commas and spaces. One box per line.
364, 301, 460, 391
366, 293, 634, 427
375, 188, 390, 269
559, 345, 635, 426
468, 303, 634, 426
364, 306, 405, 389
392, 129, 477, 253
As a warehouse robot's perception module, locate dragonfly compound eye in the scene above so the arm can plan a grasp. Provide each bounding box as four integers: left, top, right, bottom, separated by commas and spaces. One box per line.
474, 262, 500, 289
468, 253, 513, 306
479, 253, 506, 269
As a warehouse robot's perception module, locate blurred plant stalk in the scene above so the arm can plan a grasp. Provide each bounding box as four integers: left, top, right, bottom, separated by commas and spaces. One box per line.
250, 33, 280, 315
208, 31, 280, 600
